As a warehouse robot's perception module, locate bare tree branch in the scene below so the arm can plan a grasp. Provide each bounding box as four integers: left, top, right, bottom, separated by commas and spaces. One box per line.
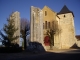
20, 18, 30, 50
46, 20, 61, 49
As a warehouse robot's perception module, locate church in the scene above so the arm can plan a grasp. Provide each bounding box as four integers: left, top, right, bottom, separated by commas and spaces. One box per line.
30, 5, 77, 50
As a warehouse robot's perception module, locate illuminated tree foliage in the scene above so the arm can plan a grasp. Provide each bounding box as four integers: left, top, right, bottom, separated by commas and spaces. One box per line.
0, 16, 18, 47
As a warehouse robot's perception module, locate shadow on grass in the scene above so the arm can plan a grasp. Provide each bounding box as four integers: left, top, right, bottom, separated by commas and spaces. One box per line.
0, 47, 23, 53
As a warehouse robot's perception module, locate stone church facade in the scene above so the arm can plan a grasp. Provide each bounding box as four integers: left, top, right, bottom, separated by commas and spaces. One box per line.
30, 5, 76, 50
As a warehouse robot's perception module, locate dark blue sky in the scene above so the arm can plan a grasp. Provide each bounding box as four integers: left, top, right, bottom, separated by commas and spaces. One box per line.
0, 0, 80, 35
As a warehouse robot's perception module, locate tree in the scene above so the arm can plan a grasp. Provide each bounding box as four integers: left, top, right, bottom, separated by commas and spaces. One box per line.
0, 30, 11, 47
47, 29, 55, 49
20, 18, 30, 50
47, 20, 61, 49
0, 17, 19, 47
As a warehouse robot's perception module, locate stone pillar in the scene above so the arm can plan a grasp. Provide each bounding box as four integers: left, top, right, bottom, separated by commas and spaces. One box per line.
39, 10, 43, 44
10, 11, 20, 45
30, 6, 43, 43
30, 6, 34, 42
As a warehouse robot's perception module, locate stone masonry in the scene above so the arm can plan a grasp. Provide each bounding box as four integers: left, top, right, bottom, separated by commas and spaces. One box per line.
30, 6, 43, 44
57, 13, 76, 49
30, 5, 77, 50
9, 11, 20, 45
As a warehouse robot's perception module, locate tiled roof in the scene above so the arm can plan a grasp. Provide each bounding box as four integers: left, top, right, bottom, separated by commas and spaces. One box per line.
75, 35, 80, 40
57, 5, 74, 17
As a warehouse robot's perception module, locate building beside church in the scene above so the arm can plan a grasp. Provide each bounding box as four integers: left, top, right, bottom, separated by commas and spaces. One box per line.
30, 5, 76, 50
9, 11, 20, 45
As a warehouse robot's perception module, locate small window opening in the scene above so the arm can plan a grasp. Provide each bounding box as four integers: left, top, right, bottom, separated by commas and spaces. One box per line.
64, 15, 65, 17
45, 11, 47, 16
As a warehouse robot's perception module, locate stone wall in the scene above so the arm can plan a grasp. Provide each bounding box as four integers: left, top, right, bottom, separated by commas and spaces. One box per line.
30, 6, 43, 44
42, 6, 56, 22
54, 16, 61, 49
10, 11, 20, 45
30, 6, 76, 50
58, 13, 76, 49
42, 6, 56, 50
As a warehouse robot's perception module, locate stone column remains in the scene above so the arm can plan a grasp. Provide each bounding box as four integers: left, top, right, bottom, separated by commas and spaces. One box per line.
30, 6, 43, 44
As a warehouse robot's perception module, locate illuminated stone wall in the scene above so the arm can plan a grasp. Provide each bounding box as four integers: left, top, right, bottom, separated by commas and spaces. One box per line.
30, 6, 43, 44
10, 11, 20, 45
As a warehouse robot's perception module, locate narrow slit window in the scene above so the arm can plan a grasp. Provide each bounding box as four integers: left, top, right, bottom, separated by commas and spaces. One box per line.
52, 21, 55, 29
48, 22, 50, 29
43, 23, 44, 29
45, 21, 47, 29
45, 11, 47, 16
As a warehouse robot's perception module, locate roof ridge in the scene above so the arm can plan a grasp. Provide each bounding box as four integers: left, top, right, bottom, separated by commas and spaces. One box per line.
42, 5, 56, 13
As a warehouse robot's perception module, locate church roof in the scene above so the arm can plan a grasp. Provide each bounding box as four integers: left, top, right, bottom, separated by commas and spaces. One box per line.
57, 5, 74, 17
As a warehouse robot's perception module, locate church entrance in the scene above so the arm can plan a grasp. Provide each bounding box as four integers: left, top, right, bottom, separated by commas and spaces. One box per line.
44, 36, 50, 46
44, 36, 55, 46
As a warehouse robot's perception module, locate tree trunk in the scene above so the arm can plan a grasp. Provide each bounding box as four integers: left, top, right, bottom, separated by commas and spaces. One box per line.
24, 28, 26, 50
24, 35, 26, 50
50, 39, 53, 50
50, 35, 54, 50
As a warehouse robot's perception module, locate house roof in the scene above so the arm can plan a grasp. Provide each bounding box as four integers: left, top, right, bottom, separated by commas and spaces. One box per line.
57, 5, 74, 17
75, 35, 80, 40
